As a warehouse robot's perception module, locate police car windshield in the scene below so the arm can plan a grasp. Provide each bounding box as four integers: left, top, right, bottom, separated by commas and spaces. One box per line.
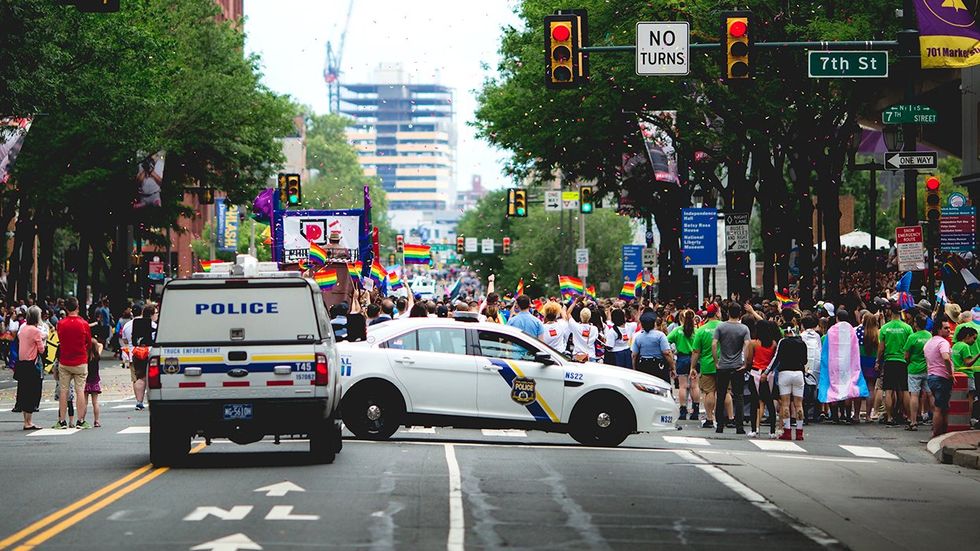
156, 285, 321, 345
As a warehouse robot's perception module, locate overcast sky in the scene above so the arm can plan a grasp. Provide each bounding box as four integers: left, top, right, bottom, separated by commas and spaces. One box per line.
244, 0, 523, 192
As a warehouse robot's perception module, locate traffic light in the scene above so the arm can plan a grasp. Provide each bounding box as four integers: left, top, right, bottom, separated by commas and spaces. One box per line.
544, 13, 586, 88
579, 185, 594, 214
456, 236, 465, 254
396, 234, 404, 253
507, 188, 528, 217
722, 11, 752, 81
285, 174, 302, 206
502, 237, 512, 255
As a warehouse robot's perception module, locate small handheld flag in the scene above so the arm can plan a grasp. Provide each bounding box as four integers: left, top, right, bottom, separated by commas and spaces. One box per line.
516, 278, 525, 297
620, 281, 636, 301
558, 275, 584, 297
586, 285, 596, 300
313, 268, 339, 290
309, 241, 328, 267
403, 244, 432, 265
774, 290, 797, 310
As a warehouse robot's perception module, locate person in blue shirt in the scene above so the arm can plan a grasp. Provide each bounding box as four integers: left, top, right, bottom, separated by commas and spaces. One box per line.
506, 295, 545, 339
631, 312, 674, 383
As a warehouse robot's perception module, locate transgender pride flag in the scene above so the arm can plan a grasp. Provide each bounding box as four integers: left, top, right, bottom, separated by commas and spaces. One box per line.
818, 322, 869, 403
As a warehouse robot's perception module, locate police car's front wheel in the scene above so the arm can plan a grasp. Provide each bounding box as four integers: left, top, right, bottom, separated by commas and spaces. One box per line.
569, 393, 635, 447
342, 383, 404, 440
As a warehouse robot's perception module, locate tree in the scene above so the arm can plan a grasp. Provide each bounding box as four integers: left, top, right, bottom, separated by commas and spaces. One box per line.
475, 0, 903, 304
456, 190, 634, 296
3, 0, 294, 305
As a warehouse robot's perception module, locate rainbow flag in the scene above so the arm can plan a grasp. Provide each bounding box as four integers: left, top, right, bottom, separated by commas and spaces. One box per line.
388, 266, 404, 291
586, 285, 596, 300
309, 242, 328, 267
199, 260, 215, 273
403, 244, 432, 265
369, 261, 387, 286
558, 275, 584, 296
347, 261, 362, 284
619, 281, 636, 301
775, 291, 797, 309
313, 268, 338, 290
516, 278, 525, 297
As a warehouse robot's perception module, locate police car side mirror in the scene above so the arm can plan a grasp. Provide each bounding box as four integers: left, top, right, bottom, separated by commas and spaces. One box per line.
534, 351, 555, 366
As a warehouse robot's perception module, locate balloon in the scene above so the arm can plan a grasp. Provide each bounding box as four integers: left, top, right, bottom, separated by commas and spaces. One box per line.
252, 188, 275, 223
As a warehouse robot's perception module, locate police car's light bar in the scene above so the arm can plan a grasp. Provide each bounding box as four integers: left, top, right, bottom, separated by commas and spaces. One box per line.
190, 255, 301, 279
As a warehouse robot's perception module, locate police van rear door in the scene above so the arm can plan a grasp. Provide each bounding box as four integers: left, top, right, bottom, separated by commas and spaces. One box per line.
154, 279, 327, 401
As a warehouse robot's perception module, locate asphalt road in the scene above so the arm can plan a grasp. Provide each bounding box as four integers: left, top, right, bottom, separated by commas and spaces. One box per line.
1, 403, 978, 551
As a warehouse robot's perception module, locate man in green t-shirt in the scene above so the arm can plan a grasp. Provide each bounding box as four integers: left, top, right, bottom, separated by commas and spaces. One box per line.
691, 304, 722, 429
903, 315, 932, 429
951, 325, 980, 407
668, 315, 699, 421
876, 304, 912, 425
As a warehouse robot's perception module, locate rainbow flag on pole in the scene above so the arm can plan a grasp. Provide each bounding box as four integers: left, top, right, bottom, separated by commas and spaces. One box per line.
586, 285, 596, 300
347, 261, 362, 284
516, 278, 525, 297
313, 268, 339, 290
558, 275, 584, 297
388, 266, 404, 291
619, 281, 637, 301
369, 261, 388, 286
403, 244, 432, 265
309, 241, 328, 267
775, 290, 797, 310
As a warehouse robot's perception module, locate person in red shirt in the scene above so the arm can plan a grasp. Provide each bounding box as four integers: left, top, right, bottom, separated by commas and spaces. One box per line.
56, 297, 92, 429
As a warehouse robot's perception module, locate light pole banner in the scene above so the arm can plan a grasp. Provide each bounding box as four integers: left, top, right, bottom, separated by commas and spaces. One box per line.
215, 198, 239, 253
914, 0, 980, 69
0, 117, 33, 185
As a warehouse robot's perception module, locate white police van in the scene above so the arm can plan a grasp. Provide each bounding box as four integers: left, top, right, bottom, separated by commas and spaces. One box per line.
337, 318, 678, 447
148, 255, 342, 466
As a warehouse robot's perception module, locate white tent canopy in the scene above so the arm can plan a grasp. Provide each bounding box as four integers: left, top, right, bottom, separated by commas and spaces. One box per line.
821, 230, 890, 250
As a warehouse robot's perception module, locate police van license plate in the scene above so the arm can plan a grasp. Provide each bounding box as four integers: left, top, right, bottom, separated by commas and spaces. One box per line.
223, 404, 253, 420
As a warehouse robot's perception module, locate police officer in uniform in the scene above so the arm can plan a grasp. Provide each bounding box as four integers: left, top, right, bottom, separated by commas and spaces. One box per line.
631, 311, 674, 384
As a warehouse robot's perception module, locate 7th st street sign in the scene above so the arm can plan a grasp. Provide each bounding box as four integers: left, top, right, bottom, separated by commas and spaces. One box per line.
884, 151, 938, 170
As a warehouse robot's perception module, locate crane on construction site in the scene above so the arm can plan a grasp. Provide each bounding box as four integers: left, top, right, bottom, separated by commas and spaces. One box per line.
323, 0, 355, 114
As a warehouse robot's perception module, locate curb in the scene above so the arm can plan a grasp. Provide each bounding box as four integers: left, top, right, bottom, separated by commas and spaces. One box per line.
927, 430, 980, 469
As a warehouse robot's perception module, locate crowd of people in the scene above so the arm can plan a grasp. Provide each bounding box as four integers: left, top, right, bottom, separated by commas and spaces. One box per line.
5, 295, 158, 431
337, 273, 979, 441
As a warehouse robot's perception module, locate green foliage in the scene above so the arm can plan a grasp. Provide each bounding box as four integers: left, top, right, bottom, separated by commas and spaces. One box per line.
190, 220, 273, 263
456, 190, 634, 296
3, 0, 294, 245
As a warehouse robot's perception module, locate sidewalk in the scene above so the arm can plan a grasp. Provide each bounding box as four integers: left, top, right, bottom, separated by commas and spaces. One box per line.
928, 430, 980, 469
0, 351, 134, 408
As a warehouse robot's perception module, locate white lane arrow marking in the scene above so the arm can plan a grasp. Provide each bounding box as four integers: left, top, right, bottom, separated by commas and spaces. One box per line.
265, 505, 320, 521
190, 533, 262, 551
253, 481, 305, 497
183, 506, 253, 521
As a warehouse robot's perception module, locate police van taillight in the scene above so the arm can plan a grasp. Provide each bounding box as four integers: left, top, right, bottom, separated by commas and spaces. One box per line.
148, 356, 161, 389
314, 353, 329, 386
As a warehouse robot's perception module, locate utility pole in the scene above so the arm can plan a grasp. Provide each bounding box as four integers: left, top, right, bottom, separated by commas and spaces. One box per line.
900, 0, 920, 228
579, 188, 587, 289
249, 216, 257, 257
209, 202, 216, 261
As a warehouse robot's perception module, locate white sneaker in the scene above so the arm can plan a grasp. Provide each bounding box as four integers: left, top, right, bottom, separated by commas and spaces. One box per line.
768, 431, 778, 439
746, 431, 757, 438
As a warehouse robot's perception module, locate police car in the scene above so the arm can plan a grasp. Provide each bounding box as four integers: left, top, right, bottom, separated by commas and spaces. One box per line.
337, 318, 677, 447
148, 255, 343, 466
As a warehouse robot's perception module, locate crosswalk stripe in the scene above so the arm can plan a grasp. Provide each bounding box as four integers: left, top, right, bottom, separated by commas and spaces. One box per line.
403, 427, 436, 434
28, 428, 81, 436
663, 436, 711, 446
839, 445, 899, 460
749, 439, 805, 452
117, 426, 150, 434
481, 429, 527, 437
112, 404, 138, 409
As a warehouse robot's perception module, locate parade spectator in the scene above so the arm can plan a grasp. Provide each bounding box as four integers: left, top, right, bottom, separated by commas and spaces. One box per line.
691, 304, 722, 429
903, 315, 933, 430
129, 304, 157, 411
668, 309, 699, 420
539, 301, 569, 354
746, 320, 779, 438
924, 320, 954, 438
56, 297, 91, 429
79, 337, 104, 428
604, 308, 634, 369
13, 306, 45, 430
507, 295, 545, 340
763, 325, 809, 440
858, 312, 881, 422
877, 304, 912, 425
712, 303, 750, 434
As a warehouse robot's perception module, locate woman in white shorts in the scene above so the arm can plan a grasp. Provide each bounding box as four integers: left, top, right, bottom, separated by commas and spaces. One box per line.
761, 326, 808, 441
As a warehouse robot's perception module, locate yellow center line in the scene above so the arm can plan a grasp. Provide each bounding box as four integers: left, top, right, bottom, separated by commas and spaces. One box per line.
1, 442, 206, 550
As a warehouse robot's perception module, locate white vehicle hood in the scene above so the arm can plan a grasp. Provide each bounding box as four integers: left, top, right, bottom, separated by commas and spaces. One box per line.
575, 361, 672, 390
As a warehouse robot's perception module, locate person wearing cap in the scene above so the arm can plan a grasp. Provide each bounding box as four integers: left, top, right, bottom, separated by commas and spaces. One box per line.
875, 303, 912, 425
691, 303, 723, 429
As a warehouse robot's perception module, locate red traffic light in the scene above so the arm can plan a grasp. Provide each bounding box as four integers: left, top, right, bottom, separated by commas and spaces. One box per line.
729, 20, 747, 37
926, 176, 940, 191
551, 24, 570, 42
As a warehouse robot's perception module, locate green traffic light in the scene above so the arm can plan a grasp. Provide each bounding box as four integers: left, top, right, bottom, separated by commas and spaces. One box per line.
581, 204, 592, 213
289, 195, 299, 204
517, 208, 526, 216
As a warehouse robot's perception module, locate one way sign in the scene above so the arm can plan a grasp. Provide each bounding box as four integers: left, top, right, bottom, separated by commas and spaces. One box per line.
884, 151, 937, 170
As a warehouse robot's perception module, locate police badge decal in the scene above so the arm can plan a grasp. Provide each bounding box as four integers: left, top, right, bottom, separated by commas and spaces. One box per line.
511, 377, 536, 405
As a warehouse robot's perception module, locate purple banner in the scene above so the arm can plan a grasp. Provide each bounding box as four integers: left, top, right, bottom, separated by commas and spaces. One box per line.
915, 0, 980, 68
